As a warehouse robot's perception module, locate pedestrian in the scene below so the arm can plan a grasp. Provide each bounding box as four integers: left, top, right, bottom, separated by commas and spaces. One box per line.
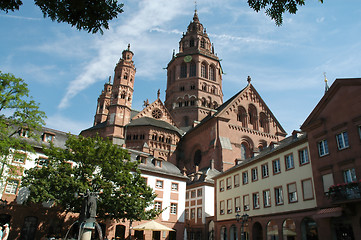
0, 226, 3, 239
2, 224, 9, 240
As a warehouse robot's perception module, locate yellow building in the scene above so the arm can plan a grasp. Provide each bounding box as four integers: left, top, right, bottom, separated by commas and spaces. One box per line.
214, 132, 318, 240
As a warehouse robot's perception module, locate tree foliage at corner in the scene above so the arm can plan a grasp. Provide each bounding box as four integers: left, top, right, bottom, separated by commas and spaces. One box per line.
247, 0, 324, 26
22, 134, 160, 222
0, 0, 124, 34
0, 71, 46, 177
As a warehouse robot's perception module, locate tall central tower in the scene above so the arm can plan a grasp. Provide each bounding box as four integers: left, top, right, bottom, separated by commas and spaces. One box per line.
165, 11, 223, 130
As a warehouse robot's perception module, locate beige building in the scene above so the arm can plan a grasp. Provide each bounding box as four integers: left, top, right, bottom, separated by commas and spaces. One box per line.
214, 132, 317, 240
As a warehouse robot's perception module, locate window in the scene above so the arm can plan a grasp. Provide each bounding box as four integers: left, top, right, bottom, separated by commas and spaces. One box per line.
156, 180, 163, 188
190, 62, 196, 77
234, 174, 240, 187
185, 209, 189, 220
220, 201, 225, 215
242, 171, 248, 184
251, 168, 258, 181
263, 190, 271, 207
287, 183, 298, 203
261, 164, 269, 178
13, 152, 26, 163
200, 39, 205, 48
343, 168, 356, 183
43, 133, 54, 142
20, 129, 29, 138
197, 188, 202, 197
180, 63, 187, 78
273, 159, 281, 174
322, 173, 334, 192
197, 207, 202, 218
299, 148, 309, 165
191, 208, 195, 219
209, 67, 215, 81
220, 180, 225, 191
186, 191, 189, 199
227, 199, 233, 214
171, 183, 178, 191
180, 86, 185, 91
201, 64, 206, 78
5, 179, 19, 194
318, 139, 329, 156
235, 197, 241, 212
302, 179, 314, 200
275, 187, 284, 205
37, 157, 49, 167
336, 131, 349, 150
153, 159, 162, 167
253, 193, 260, 209
243, 195, 250, 211
285, 154, 294, 170
191, 190, 196, 198
170, 203, 177, 214
226, 177, 232, 189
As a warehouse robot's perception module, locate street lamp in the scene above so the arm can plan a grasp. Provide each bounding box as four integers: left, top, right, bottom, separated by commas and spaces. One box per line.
236, 213, 249, 240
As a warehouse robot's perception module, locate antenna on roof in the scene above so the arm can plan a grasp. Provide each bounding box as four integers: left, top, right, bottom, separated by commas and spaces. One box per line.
323, 72, 330, 94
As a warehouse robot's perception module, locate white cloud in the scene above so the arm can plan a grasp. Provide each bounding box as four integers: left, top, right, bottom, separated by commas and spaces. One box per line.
46, 113, 92, 134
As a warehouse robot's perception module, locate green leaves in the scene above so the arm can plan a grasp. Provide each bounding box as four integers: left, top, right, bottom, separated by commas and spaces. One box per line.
22, 134, 160, 221
0, 71, 46, 181
247, 0, 323, 26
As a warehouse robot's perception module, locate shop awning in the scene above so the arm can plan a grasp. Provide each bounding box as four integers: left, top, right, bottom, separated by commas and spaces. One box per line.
132, 220, 175, 231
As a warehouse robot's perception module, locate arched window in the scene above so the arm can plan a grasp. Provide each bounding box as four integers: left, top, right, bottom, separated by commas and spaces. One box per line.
123, 74, 128, 80
241, 143, 247, 160
283, 219, 296, 240
200, 38, 206, 48
209, 66, 215, 80
301, 218, 318, 240
120, 91, 126, 99
194, 150, 202, 166
190, 38, 195, 47
259, 112, 269, 133
230, 225, 237, 240
180, 63, 187, 78
202, 98, 207, 107
267, 220, 279, 240
248, 104, 258, 130
202, 84, 207, 91
201, 63, 207, 78
190, 62, 196, 77
237, 107, 247, 127
221, 226, 227, 240
152, 133, 157, 141
213, 101, 218, 109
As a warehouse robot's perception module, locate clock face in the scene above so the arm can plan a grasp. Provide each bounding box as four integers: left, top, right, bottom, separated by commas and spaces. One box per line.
184, 55, 192, 63
152, 108, 163, 119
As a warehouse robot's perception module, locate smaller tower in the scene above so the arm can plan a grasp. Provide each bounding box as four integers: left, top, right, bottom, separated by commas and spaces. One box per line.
93, 77, 112, 125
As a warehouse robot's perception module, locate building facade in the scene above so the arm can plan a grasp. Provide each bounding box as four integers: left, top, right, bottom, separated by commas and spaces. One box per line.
301, 78, 361, 240
214, 132, 317, 240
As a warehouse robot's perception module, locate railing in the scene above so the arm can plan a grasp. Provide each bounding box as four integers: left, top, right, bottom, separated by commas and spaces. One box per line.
326, 181, 361, 203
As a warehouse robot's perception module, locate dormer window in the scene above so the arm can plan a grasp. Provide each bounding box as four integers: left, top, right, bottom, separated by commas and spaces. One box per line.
200, 39, 205, 48
43, 132, 55, 143
136, 155, 147, 164
20, 129, 29, 138
152, 159, 162, 168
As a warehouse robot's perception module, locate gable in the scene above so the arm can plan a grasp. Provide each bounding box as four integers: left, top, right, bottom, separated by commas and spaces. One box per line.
216, 84, 287, 136
132, 98, 178, 127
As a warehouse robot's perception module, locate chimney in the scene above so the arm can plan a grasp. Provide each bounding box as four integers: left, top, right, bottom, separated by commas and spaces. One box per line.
210, 159, 215, 169
195, 165, 199, 172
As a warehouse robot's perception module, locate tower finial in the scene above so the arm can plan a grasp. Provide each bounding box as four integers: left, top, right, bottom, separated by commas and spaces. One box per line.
195, 0, 197, 13
127, 43, 130, 51
193, 0, 199, 22
247, 76, 251, 85
323, 72, 329, 94
157, 89, 160, 99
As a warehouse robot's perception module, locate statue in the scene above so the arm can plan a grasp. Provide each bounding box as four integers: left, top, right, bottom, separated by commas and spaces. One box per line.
79, 189, 98, 223
143, 99, 149, 107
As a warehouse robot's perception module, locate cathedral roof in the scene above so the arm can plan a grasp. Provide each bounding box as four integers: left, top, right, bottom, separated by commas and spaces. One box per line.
127, 117, 184, 135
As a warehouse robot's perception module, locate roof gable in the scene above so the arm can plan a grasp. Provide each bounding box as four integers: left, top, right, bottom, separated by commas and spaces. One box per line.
301, 78, 361, 130
132, 98, 178, 127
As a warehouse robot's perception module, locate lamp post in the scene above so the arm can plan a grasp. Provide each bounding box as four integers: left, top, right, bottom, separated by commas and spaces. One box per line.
236, 213, 249, 240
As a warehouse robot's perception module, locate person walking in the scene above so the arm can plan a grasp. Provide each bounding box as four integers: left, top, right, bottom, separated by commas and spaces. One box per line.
2, 224, 9, 240
0, 226, 3, 239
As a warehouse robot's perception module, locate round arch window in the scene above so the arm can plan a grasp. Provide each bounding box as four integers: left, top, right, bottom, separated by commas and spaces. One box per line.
194, 150, 202, 166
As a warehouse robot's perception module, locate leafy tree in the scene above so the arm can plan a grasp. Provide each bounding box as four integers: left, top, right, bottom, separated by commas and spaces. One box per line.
0, 71, 46, 179
22, 134, 160, 226
0, 0, 124, 34
247, 0, 324, 26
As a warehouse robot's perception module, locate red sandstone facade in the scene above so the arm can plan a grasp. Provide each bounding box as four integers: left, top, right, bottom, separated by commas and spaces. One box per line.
301, 78, 361, 239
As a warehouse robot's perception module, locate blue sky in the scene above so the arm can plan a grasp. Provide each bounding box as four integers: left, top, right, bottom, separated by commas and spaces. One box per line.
1, 0, 361, 135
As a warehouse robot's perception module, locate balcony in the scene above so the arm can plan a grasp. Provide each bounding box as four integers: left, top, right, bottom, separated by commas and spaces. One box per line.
327, 181, 361, 203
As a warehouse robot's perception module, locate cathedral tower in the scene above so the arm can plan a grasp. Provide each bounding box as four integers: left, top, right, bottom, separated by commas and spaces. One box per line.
165, 11, 223, 130
106, 44, 136, 144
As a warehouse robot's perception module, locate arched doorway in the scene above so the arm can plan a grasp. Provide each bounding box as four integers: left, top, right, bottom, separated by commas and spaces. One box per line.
252, 222, 263, 240
20, 216, 38, 240
267, 220, 279, 240
283, 219, 296, 240
301, 217, 318, 240
230, 224, 238, 240
220, 226, 227, 240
